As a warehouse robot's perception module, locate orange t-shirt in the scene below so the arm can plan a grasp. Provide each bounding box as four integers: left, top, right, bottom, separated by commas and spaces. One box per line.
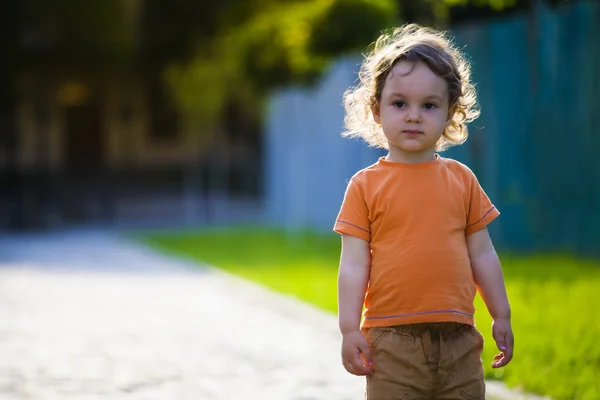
334, 155, 500, 328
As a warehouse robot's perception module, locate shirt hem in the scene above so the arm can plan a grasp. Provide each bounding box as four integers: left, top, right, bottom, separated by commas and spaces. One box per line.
333, 221, 371, 242
360, 311, 475, 328
466, 206, 500, 235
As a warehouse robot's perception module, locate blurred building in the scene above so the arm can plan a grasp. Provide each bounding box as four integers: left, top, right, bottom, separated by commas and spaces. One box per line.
0, 0, 262, 231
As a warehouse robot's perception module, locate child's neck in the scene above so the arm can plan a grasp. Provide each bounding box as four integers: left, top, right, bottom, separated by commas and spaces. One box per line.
386, 147, 437, 164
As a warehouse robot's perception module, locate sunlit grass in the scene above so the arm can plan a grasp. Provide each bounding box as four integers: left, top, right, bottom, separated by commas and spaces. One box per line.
139, 227, 600, 400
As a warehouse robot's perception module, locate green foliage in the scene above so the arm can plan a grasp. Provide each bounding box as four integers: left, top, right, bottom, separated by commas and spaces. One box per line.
221, 1, 329, 90
472, 0, 519, 10
442, 0, 518, 10
165, 0, 398, 124
308, 0, 398, 56
163, 0, 524, 125
164, 46, 245, 126
140, 228, 600, 400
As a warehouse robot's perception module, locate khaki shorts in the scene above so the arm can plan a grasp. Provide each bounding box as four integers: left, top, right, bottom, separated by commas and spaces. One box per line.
362, 322, 485, 400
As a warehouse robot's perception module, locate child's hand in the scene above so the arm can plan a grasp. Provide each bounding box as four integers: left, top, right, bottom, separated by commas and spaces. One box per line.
341, 330, 374, 376
491, 318, 514, 368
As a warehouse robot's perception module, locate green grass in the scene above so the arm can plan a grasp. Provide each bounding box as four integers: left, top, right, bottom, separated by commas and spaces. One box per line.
138, 227, 600, 400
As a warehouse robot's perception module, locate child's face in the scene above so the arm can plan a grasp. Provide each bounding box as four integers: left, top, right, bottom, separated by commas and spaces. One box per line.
373, 60, 450, 159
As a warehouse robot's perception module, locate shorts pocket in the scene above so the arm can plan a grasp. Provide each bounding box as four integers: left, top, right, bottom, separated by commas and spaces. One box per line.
454, 328, 486, 400
363, 327, 392, 350
470, 327, 485, 349
365, 327, 415, 400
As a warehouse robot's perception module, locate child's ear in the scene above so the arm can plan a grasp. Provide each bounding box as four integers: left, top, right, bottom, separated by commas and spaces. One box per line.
372, 103, 381, 124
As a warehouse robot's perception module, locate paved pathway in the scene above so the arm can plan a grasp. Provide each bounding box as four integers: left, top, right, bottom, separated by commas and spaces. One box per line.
0, 230, 547, 400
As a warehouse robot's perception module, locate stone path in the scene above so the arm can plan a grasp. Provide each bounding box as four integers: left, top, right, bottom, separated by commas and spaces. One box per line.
0, 230, 548, 400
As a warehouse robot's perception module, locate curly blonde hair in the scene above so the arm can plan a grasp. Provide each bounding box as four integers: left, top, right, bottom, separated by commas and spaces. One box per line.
342, 24, 480, 151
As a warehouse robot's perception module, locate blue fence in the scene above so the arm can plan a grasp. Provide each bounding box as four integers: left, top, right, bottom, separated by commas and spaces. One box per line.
264, 0, 600, 255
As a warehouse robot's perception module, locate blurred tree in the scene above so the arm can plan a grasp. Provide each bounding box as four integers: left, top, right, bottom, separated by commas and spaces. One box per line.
163, 0, 399, 126
160, 0, 526, 127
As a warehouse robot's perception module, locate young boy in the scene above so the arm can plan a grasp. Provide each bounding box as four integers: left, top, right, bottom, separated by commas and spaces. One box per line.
334, 24, 514, 399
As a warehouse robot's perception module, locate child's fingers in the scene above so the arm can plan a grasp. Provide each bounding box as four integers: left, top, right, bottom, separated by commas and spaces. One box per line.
492, 358, 504, 368
494, 331, 507, 353
343, 360, 358, 375
352, 351, 373, 375
492, 351, 506, 368
342, 349, 372, 375
491, 336, 514, 368
492, 352, 510, 368
506, 331, 515, 358
358, 341, 374, 367
503, 334, 514, 363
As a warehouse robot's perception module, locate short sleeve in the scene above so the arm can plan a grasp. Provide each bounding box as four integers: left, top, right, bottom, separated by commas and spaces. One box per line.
465, 171, 500, 235
333, 178, 371, 242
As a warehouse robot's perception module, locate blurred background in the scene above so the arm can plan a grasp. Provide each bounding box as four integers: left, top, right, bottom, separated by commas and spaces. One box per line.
0, 1, 599, 399
1, 0, 597, 255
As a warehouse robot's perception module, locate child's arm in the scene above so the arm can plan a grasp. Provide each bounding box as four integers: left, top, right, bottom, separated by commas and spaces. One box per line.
466, 227, 514, 368
338, 233, 374, 375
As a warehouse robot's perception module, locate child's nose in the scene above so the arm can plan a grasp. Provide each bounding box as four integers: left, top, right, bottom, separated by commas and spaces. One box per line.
405, 106, 422, 123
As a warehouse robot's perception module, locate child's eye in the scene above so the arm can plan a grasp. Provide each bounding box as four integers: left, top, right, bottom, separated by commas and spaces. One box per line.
393, 101, 406, 108
423, 103, 437, 110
